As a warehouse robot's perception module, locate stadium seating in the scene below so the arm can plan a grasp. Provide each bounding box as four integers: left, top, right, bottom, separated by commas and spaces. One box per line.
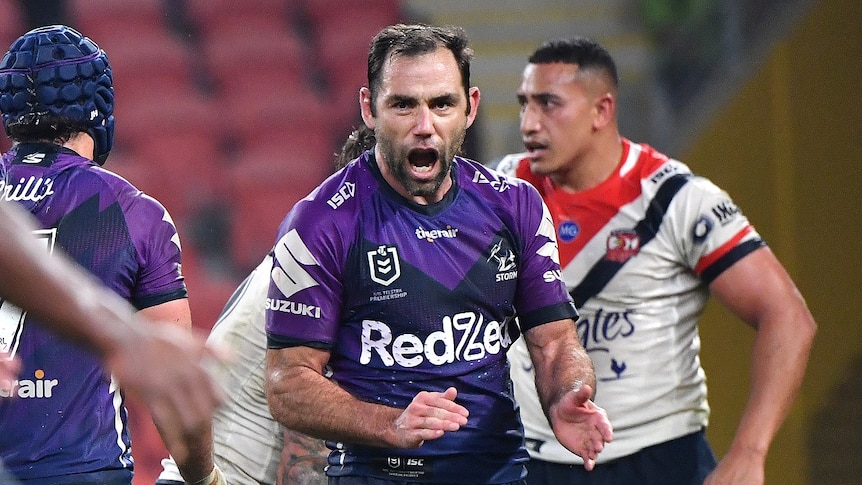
68, 0, 168, 43
225, 139, 336, 272
0, 0, 24, 51
95, 31, 197, 103
200, 27, 309, 95
184, 0, 296, 34
301, 0, 403, 132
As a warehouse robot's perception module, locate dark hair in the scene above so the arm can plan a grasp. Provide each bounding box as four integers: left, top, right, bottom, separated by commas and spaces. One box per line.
6, 113, 90, 146
334, 125, 376, 170
528, 37, 619, 88
366, 23, 473, 116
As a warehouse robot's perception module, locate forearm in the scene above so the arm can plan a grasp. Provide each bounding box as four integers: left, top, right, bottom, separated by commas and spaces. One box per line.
0, 200, 141, 357
729, 306, 815, 456
266, 351, 402, 447
526, 320, 596, 415
280, 428, 329, 485
151, 420, 216, 484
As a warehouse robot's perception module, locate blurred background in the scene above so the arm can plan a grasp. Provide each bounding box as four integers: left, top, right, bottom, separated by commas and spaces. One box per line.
0, 0, 859, 483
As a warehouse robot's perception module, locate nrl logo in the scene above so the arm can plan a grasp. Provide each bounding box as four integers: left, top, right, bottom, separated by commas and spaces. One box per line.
368, 245, 401, 286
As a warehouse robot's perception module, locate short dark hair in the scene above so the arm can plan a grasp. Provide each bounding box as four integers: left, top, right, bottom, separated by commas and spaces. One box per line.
366, 23, 473, 115
6, 113, 90, 146
529, 37, 619, 88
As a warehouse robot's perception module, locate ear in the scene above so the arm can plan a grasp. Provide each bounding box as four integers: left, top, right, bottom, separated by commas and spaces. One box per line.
359, 87, 375, 130
465, 86, 481, 129
593, 92, 615, 130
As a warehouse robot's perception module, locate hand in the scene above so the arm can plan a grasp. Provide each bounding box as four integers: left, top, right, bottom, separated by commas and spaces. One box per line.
549, 384, 613, 471
1, 354, 21, 392
0, 352, 21, 397
105, 322, 228, 464
704, 445, 766, 485
392, 387, 469, 448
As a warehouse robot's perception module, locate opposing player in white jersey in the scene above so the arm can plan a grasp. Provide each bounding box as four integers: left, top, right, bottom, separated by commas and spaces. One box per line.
498, 37, 816, 485
155, 254, 329, 485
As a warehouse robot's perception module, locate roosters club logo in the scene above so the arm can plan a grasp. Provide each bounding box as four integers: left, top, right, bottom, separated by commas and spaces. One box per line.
606, 230, 640, 263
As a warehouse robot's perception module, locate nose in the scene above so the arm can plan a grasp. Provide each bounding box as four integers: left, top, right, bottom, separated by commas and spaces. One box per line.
520, 102, 540, 136
413, 105, 435, 136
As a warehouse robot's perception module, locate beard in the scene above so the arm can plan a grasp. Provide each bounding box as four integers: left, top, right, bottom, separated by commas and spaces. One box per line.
375, 128, 466, 198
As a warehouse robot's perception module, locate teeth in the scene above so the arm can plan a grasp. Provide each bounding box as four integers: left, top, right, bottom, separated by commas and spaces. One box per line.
414, 165, 433, 173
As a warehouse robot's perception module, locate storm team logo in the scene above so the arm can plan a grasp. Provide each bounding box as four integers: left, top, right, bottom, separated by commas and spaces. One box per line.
487, 240, 516, 272
368, 245, 401, 286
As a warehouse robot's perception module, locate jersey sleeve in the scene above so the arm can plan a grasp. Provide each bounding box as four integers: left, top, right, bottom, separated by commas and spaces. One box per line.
265, 196, 346, 349
122, 191, 188, 309
509, 178, 578, 330
669, 175, 765, 285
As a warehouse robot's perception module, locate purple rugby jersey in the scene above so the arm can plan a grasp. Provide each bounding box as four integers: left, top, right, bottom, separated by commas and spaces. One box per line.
0, 143, 187, 482
266, 151, 577, 484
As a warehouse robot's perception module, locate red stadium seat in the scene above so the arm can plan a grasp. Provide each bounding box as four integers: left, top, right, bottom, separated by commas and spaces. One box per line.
301, 0, 403, 131
0, 0, 24, 50
92, 30, 197, 103
180, 246, 242, 332
201, 28, 308, 95
301, 0, 402, 27
185, 0, 297, 35
225, 142, 334, 271
227, 84, 331, 154
68, 0, 169, 43
114, 91, 224, 147
125, 132, 228, 222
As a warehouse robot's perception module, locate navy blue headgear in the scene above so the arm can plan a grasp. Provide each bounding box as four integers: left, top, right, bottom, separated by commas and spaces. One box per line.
0, 25, 114, 165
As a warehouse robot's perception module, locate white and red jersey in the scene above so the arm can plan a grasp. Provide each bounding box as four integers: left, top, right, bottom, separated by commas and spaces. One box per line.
498, 139, 765, 464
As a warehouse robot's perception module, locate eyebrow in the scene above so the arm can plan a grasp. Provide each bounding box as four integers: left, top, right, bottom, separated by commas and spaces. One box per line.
387, 92, 460, 106
431, 93, 459, 105
518, 93, 555, 104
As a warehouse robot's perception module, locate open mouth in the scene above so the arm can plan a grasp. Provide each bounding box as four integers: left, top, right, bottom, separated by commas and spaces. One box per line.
407, 148, 439, 174
523, 140, 549, 158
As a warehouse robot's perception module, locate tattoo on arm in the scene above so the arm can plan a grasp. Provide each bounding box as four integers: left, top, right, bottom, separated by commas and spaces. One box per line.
279, 428, 329, 485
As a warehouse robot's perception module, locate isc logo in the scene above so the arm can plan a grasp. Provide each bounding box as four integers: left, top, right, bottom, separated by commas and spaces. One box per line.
327, 182, 356, 209
387, 457, 425, 468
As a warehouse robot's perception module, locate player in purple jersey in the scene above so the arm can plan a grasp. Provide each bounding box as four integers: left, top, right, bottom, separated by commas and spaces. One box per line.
0, 26, 223, 485
264, 24, 613, 485
0, 199, 227, 485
